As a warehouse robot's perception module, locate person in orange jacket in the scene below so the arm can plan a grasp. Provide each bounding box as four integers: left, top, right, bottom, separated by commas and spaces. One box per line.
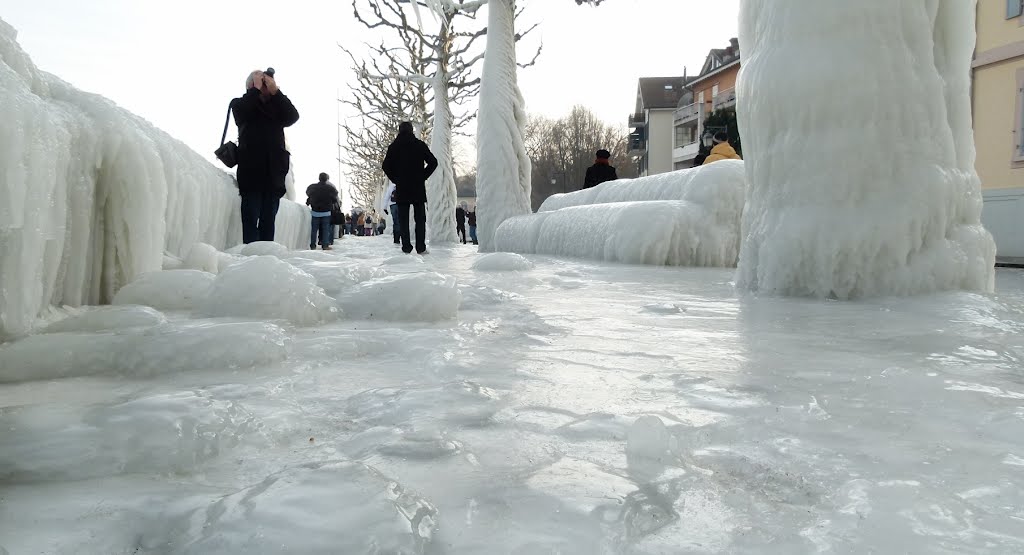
702, 132, 742, 165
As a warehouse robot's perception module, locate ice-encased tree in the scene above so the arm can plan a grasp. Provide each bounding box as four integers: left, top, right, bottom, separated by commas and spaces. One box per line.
734, 0, 995, 298
474, 0, 531, 251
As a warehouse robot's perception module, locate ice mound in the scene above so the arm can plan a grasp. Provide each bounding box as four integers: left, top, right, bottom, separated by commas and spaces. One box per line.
495, 200, 741, 267
168, 461, 437, 554
626, 415, 673, 463
471, 252, 535, 272
285, 257, 386, 297
539, 160, 746, 212
0, 321, 290, 383
735, 1, 995, 298
338, 272, 461, 321
240, 241, 289, 257
197, 256, 339, 325
0, 17, 309, 337
0, 391, 261, 481
383, 254, 426, 266
112, 269, 215, 311
182, 242, 221, 273
40, 305, 167, 333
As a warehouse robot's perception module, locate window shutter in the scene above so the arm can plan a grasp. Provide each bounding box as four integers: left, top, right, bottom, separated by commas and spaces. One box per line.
1009, 0, 1023, 19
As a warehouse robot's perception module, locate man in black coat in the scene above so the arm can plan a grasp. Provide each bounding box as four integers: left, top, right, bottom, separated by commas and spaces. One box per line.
305, 172, 339, 250
382, 122, 438, 254
455, 204, 467, 244
583, 149, 618, 189
232, 68, 300, 243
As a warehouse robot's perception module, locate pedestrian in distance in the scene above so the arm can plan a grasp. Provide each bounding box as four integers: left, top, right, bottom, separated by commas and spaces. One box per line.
455, 203, 468, 244
467, 206, 478, 245
232, 67, 300, 243
702, 132, 742, 165
383, 181, 400, 244
305, 172, 338, 251
583, 149, 618, 189
382, 121, 439, 254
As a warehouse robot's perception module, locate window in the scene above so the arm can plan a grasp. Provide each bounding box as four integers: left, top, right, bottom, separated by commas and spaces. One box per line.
1015, 67, 1024, 166
1008, 0, 1023, 19
675, 126, 686, 148
712, 84, 720, 98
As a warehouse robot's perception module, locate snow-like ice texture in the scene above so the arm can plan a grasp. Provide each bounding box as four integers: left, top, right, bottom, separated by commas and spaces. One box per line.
539, 160, 745, 213
112, 270, 215, 312
40, 305, 167, 334
0, 18, 308, 338
0, 321, 290, 383
197, 256, 339, 326
474, 0, 532, 252
471, 252, 534, 272
337, 272, 461, 321
495, 200, 742, 267
735, 0, 995, 298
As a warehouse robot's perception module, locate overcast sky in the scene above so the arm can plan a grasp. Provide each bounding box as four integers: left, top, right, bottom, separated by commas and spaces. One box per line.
1, 0, 739, 201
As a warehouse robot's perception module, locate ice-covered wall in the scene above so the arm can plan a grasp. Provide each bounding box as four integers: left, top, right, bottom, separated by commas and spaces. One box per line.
735, 0, 995, 299
495, 163, 747, 267
0, 18, 308, 338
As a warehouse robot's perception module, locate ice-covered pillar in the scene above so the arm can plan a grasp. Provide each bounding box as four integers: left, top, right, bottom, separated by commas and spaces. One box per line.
735, 0, 995, 298
427, 59, 459, 244
475, 0, 532, 252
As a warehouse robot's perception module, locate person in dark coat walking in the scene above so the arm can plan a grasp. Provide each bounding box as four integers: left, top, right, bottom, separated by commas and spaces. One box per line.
467, 207, 478, 245
232, 68, 300, 243
382, 122, 438, 254
305, 172, 339, 250
583, 149, 618, 189
455, 204, 467, 244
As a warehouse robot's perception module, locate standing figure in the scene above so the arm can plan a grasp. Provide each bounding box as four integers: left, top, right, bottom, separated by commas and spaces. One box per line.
583, 149, 618, 189
382, 121, 439, 254
702, 132, 741, 165
305, 172, 339, 251
232, 67, 300, 243
467, 207, 478, 245
455, 203, 468, 244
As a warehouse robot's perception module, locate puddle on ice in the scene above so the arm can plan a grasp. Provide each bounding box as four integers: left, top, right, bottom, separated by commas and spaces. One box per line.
2, 241, 1024, 553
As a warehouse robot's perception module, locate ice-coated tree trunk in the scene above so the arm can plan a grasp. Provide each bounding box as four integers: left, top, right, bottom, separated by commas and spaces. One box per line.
734, 0, 994, 298
426, 30, 459, 244
475, 0, 531, 252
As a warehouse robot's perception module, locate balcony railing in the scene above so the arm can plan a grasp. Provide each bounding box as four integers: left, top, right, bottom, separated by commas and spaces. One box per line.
674, 102, 699, 124
628, 137, 647, 154
712, 87, 737, 110
628, 113, 647, 128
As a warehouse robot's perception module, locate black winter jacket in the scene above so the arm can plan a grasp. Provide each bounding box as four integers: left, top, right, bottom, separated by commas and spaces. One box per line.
382, 132, 438, 204
306, 181, 339, 212
455, 206, 466, 227
232, 88, 300, 197
583, 163, 618, 189
467, 211, 476, 227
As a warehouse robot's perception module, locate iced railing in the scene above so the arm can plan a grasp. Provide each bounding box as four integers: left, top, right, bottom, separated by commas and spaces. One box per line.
495, 161, 747, 267
0, 18, 309, 337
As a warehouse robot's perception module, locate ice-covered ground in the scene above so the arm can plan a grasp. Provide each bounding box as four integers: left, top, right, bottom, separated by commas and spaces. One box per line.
2, 237, 1023, 553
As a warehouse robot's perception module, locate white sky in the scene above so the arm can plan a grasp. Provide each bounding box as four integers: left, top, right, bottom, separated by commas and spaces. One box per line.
1, 0, 739, 201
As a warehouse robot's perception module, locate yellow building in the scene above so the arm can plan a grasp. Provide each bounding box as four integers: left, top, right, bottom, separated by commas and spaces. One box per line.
975, 0, 1024, 259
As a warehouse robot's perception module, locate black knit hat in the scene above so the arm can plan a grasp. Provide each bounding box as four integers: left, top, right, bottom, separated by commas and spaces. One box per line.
596, 149, 611, 159
319, 172, 329, 182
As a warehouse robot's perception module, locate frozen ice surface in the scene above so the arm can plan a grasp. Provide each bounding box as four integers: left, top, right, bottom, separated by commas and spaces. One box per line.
471, 252, 534, 272
495, 200, 741, 267
197, 256, 339, 326
338, 272, 461, 322
0, 320, 290, 382
111, 269, 215, 312
735, 1, 995, 298
2, 240, 1022, 553
40, 305, 167, 333
239, 240, 290, 258
497, 163, 746, 267
0, 18, 309, 337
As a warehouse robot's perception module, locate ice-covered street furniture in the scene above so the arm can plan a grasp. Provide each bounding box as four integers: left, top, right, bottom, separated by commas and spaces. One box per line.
493, 161, 747, 267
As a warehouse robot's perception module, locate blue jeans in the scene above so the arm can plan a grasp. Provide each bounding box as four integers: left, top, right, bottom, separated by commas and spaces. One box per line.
240, 192, 281, 244
390, 203, 401, 239
310, 216, 332, 248
469, 225, 477, 243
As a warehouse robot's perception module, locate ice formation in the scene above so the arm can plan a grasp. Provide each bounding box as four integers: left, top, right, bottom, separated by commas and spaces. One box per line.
0, 18, 309, 338
735, 0, 995, 298
494, 163, 747, 267
337, 272, 461, 322
111, 269, 215, 312
474, 0, 532, 252
471, 252, 535, 272
196, 256, 339, 326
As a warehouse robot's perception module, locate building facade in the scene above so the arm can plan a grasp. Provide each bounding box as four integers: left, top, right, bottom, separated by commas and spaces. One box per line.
673, 38, 741, 169
627, 77, 689, 177
975, 0, 1024, 259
